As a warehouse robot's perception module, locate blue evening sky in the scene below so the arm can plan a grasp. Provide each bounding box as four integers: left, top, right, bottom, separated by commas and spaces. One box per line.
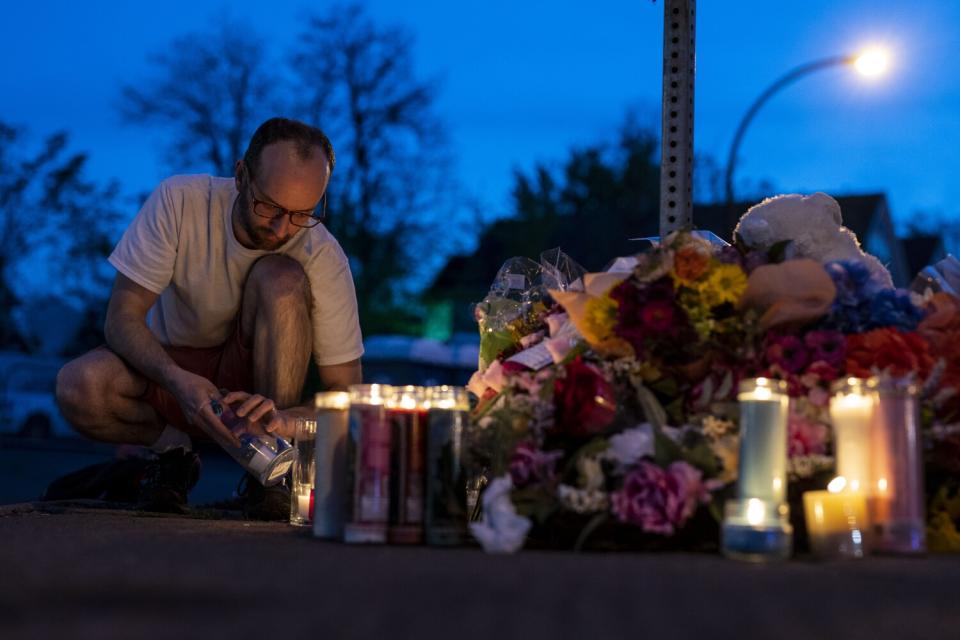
3, 0, 958, 242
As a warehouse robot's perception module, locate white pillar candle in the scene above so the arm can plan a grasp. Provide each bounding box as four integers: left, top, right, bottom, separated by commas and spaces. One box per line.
736, 378, 790, 504
830, 378, 876, 493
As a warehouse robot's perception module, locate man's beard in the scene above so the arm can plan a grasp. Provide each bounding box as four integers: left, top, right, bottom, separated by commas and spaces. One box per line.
237, 191, 286, 251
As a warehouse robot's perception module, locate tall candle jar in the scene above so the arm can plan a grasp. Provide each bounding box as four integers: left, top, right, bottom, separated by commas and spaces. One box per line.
312, 391, 350, 539
387, 386, 428, 544
869, 378, 926, 554
289, 418, 317, 526
721, 378, 793, 562
425, 386, 470, 546
343, 384, 393, 544
830, 377, 878, 493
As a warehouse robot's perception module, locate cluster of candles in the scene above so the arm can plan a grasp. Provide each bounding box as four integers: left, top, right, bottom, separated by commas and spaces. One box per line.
289, 384, 472, 547
722, 376, 926, 561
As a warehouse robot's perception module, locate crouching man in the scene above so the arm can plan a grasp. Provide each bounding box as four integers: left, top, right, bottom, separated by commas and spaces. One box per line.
54, 117, 363, 515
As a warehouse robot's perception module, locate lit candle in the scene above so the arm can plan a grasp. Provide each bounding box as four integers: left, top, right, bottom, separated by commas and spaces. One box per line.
830, 378, 876, 493
297, 492, 312, 519
803, 476, 868, 559
721, 378, 793, 562
869, 379, 926, 554
387, 386, 428, 545
313, 391, 350, 539
735, 378, 789, 503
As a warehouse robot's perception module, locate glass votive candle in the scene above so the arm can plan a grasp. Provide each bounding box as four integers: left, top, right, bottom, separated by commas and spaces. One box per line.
424, 385, 470, 546
722, 378, 793, 562
387, 386, 428, 544
830, 377, 878, 493
289, 418, 317, 526
869, 378, 926, 554
803, 476, 868, 559
312, 391, 350, 539
343, 384, 393, 544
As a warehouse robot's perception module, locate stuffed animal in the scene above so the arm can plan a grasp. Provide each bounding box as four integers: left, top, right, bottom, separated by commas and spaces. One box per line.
734, 192, 894, 289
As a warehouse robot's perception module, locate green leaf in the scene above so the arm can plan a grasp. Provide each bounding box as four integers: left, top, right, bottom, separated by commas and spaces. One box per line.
636, 383, 668, 429
479, 329, 519, 369
652, 426, 683, 466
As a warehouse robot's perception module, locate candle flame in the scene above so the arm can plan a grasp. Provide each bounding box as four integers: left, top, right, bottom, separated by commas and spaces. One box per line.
827, 476, 847, 493
746, 499, 766, 526
877, 478, 889, 493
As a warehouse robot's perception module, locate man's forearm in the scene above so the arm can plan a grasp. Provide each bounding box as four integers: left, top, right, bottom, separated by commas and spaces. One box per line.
104, 314, 182, 389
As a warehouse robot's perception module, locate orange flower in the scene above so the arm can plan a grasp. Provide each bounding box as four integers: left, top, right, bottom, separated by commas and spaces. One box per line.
845, 328, 933, 380
673, 244, 711, 282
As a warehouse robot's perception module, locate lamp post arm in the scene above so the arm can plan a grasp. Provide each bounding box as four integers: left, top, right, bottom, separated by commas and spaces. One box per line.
724, 54, 854, 206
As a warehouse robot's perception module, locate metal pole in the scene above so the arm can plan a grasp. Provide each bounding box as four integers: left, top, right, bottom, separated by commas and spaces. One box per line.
659, 0, 696, 237
724, 54, 854, 206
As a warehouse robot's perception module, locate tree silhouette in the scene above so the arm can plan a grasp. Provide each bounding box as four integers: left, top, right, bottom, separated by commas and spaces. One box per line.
118, 19, 274, 176
0, 122, 122, 353
289, 4, 459, 332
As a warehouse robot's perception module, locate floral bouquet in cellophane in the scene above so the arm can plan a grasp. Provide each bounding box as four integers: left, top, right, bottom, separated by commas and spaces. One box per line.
466, 192, 960, 553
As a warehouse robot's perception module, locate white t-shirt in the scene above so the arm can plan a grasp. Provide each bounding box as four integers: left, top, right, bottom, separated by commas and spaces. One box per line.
108, 174, 364, 367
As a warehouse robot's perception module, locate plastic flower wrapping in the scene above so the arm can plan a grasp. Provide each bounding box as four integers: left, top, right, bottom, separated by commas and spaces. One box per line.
466, 192, 960, 553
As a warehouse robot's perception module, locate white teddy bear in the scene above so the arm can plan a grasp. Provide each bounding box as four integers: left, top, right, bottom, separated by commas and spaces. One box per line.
734, 192, 893, 288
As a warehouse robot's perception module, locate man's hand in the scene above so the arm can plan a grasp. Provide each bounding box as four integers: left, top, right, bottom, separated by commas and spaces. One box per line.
166, 369, 241, 446
222, 391, 296, 440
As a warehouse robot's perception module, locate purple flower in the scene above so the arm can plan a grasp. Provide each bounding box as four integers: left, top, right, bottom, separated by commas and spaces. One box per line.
508, 442, 563, 488
765, 334, 809, 374
716, 245, 744, 266
803, 330, 845, 368
610, 461, 710, 535
743, 250, 769, 273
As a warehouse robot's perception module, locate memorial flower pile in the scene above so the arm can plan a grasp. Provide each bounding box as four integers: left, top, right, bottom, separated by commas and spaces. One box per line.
467, 192, 960, 553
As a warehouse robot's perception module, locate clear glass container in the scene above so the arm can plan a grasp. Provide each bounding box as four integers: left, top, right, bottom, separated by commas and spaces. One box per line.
289, 418, 317, 526
869, 378, 926, 554
211, 399, 294, 487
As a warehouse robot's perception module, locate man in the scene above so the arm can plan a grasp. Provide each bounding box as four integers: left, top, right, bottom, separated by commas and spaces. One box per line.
54, 117, 363, 514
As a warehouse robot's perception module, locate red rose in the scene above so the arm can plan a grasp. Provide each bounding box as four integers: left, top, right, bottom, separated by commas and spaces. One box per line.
554, 357, 617, 437
844, 328, 933, 380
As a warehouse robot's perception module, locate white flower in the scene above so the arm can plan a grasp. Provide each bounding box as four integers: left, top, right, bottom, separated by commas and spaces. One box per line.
469, 476, 532, 554
605, 424, 655, 468
557, 484, 609, 514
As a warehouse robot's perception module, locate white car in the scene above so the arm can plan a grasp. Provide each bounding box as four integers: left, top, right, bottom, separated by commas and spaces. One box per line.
0, 352, 73, 438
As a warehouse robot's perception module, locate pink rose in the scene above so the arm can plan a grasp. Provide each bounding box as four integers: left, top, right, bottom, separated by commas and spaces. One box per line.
610, 461, 710, 535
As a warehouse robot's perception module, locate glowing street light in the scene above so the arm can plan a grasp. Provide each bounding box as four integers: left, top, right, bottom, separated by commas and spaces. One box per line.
854, 48, 890, 77
724, 47, 891, 205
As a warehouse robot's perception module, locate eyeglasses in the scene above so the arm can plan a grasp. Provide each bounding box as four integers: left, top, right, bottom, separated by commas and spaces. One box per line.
247, 173, 326, 228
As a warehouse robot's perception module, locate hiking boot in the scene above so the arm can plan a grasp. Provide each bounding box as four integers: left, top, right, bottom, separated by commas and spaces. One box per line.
237, 473, 291, 521
137, 448, 202, 514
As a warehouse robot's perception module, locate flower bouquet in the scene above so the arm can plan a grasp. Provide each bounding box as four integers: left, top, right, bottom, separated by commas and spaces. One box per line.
466, 192, 960, 553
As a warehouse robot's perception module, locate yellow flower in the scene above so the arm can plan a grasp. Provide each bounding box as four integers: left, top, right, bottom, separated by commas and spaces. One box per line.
698, 263, 748, 307
583, 294, 618, 343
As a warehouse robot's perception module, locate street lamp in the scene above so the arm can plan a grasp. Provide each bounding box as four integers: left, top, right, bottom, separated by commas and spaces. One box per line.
724, 48, 890, 205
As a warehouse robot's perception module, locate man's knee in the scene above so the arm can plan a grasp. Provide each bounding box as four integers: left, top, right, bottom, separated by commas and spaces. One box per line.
247, 254, 311, 306
55, 351, 128, 432
55, 357, 98, 428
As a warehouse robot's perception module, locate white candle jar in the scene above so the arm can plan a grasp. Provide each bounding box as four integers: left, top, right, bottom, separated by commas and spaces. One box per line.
721, 377, 793, 562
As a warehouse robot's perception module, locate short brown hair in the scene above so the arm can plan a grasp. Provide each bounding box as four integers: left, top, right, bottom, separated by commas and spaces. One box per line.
243, 117, 336, 178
